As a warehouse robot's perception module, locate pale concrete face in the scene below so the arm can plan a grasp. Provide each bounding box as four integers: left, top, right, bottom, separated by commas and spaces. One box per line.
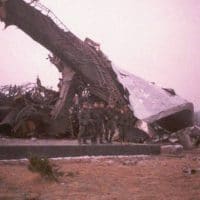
113, 66, 194, 131
0, 0, 200, 110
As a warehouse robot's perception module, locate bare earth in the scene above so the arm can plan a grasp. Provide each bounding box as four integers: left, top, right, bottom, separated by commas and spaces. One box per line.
0, 150, 200, 200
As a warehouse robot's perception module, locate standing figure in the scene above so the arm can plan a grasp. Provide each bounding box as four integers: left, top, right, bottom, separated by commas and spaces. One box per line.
87, 103, 96, 144
104, 104, 117, 143
90, 102, 104, 144
99, 101, 106, 140
78, 102, 91, 144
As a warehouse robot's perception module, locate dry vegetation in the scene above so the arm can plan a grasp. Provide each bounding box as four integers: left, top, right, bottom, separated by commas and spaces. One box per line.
0, 150, 200, 200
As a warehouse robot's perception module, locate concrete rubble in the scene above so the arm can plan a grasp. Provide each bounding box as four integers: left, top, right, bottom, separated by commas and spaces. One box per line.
0, 80, 60, 137
0, 0, 198, 151
161, 145, 184, 154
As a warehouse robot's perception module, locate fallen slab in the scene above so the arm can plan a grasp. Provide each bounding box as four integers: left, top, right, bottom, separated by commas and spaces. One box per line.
0, 143, 160, 160
161, 144, 183, 154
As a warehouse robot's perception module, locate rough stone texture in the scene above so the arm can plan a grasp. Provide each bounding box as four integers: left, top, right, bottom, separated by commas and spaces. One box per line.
175, 127, 195, 149
178, 134, 193, 150
161, 144, 183, 154
113, 66, 194, 124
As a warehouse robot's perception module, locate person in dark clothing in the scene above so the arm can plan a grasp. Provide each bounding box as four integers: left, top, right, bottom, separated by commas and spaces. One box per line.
78, 102, 91, 144
90, 102, 104, 144
99, 102, 106, 141
69, 105, 79, 138
104, 104, 117, 143
87, 103, 96, 144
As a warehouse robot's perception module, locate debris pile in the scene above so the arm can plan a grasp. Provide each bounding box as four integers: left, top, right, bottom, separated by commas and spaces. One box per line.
0, 79, 59, 138
0, 0, 197, 147
152, 125, 200, 151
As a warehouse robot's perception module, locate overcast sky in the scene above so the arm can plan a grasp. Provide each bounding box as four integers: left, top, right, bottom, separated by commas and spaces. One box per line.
0, 0, 200, 110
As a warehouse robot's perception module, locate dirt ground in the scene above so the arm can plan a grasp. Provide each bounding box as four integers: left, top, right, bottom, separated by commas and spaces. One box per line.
0, 150, 200, 200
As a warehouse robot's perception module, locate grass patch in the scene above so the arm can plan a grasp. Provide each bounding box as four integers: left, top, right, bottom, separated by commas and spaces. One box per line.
28, 155, 63, 181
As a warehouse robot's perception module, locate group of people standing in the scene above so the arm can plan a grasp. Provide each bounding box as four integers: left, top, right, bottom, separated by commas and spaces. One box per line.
77, 101, 136, 144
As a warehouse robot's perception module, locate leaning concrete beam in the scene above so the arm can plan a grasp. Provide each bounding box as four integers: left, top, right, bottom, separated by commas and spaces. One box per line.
0, 144, 160, 160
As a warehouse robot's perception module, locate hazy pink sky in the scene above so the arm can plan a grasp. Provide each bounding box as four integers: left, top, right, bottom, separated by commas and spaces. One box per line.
0, 0, 200, 110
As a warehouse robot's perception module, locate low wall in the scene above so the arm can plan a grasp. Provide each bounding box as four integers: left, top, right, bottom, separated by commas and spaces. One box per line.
0, 144, 160, 160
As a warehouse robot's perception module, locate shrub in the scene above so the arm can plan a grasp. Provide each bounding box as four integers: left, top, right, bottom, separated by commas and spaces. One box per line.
28, 155, 59, 181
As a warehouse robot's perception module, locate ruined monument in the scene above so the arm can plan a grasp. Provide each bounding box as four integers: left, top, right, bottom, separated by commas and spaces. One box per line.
0, 0, 194, 136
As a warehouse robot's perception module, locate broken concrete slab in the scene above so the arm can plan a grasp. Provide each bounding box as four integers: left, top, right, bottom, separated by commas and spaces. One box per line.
175, 128, 194, 149
113, 66, 194, 132
161, 144, 183, 154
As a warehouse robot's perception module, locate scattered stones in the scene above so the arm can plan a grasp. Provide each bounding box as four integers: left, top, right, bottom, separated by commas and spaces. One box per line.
23, 192, 40, 200
182, 167, 200, 175
177, 133, 193, 150
161, 144, 183, 154
153, 126, 200, 151
168, 137, 179, 144
121, 160, 138, 166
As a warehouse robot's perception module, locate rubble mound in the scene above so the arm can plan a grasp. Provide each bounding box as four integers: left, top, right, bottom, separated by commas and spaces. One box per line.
0, 80, 59, 138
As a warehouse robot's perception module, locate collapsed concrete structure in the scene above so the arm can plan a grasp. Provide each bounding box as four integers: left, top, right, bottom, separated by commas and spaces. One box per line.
113, 67, 194, 132
0, 0, 194, 137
